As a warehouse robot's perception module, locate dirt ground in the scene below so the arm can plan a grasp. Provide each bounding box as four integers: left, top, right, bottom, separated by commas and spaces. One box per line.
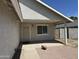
56, 39, 78, 48
36, 46, 78, 59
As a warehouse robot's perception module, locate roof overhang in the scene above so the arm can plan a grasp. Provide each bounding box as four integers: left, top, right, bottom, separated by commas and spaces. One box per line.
36, 0, 74, 22
9, 0, 74, 23
10, 0, 23, 22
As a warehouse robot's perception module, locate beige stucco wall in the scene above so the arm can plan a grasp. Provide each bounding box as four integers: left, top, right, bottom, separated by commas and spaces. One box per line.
21, 23, 55, 42
69, 28, 78, 39
55, 28, 78, 39
0, 2, 20, 59
59, 29, 65, 39
55, 29, 60, 39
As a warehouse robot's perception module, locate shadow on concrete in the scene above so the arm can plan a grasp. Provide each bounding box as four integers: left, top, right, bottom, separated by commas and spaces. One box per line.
12, 40, 64, 59
12, 42, 22, 59
22, 40, 64, 45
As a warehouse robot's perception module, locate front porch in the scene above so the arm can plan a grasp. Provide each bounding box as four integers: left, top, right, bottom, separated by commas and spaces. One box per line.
21, 23, 55, 42
20, 23, 68, 45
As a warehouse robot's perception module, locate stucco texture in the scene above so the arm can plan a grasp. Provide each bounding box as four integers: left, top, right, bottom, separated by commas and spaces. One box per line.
21, 23, 55, 42
0, 1, 20, 59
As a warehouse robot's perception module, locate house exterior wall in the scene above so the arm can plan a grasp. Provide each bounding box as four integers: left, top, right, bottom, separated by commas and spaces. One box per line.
69, 28, 78, 39
56, 20, 78, 40
55, 29, 60, 39
55, 28, 78, 39
21, 23, 55, 42
0, 2, 20, 59
60, 29, 65, 39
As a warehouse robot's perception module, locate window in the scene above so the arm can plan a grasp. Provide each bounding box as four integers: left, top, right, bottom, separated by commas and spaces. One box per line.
37, 26, 48, 34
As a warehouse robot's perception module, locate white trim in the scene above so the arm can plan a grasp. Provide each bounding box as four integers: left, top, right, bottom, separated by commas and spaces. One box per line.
36, 24, 48, 36
36, 34, 48, 36
10, 0, 23, 22
29, 25, 31, 40
36, 0, 74, 22
36, 24, 48, 26
64, 23, 68, 45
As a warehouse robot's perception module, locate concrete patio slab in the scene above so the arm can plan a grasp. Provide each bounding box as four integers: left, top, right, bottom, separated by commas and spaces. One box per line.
20, 43, 77, 59
20, 48, 40, 59
20, 43, 63, 59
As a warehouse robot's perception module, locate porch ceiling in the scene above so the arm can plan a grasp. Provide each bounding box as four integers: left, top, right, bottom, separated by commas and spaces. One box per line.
19, 0, 73, 24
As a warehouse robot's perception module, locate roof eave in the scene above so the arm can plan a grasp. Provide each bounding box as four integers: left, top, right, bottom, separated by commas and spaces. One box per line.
10, 0, 23, 22
36, 0, 74, 22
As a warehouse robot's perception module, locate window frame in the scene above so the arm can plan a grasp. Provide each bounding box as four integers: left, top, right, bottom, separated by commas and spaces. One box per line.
36, 24, 48, 35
